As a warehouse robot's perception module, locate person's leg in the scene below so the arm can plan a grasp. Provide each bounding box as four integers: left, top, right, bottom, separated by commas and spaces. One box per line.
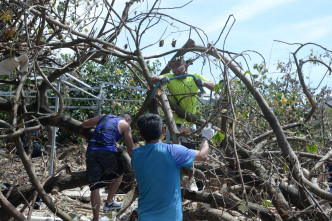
86, 150, 104, 220
90, 188, 101, 220
101, 151, 124, 210
106, 174, 123, 203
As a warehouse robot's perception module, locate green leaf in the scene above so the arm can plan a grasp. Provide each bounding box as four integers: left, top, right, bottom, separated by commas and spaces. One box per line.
214, 81, 223, 93
276, 92, 282, 99
263, 200, 272, 208
212, 131, 225, 143
306, 144, 317, 154
238, 203, 249, 214
245, 70, 252, 76
214, 84, 221, 93
243, 111, 248, 119
284, 163, 289, 171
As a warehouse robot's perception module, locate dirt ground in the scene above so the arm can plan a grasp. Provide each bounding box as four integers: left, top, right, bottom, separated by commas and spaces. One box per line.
1, 140, 251, 221
0, 141, 138, 220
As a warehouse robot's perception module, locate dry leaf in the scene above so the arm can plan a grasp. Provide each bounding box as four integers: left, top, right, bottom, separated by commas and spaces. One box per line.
0, 54, 29, 75
15, 54, 29, 73
0, 58, 19, 75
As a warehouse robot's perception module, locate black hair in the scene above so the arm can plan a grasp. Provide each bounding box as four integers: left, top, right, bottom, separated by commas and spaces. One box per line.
137, 113, 162, 142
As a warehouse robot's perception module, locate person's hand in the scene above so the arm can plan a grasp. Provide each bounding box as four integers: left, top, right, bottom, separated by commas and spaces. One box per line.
160, 77, 170, 84
201, 123, 215, 140
195, 78, 204, 87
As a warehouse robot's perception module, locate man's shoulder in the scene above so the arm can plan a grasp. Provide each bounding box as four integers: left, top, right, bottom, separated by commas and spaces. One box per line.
131, 146, 139, 154
161, 73, 174, 78
103, 114, 122, 124
162, 143, 191, 152
103, 114, 117, 119
132, 143, 159, 157
189, 73, 209, 81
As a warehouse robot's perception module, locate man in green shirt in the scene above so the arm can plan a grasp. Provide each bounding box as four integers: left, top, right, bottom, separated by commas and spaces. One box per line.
151, 56, 215, 126
150, 56, 215, 191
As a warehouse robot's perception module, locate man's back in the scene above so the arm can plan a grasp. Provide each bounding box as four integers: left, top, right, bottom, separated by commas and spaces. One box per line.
87, 114, 122, 152
131, 142, 195, 221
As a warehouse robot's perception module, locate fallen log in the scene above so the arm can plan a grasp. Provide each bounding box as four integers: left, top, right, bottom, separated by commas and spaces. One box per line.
183, 207, 236, 221
182, 189, 275, 221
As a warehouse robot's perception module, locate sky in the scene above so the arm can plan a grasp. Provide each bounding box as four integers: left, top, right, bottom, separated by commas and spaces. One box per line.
162, 0, 332, 56
79, 0, 332, 90
122, 0, 332, 89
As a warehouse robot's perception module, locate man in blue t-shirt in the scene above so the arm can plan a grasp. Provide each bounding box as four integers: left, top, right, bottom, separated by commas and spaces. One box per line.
82, 113, 134, 221
131, 113, 215, 221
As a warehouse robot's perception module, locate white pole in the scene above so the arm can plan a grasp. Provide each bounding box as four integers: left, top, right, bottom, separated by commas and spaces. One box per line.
97, 82, 104, 116
49, 78, 61, 175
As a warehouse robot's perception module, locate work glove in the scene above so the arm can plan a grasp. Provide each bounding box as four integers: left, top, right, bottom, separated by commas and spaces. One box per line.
194, 78, 204, 87
201, 123, 215, 140
160, 77, 170, 85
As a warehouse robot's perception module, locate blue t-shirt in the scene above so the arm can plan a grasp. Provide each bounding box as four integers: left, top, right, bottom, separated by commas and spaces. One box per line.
327, 164, 332, 184
131, 142, 196, 221
87, 114, 122, 152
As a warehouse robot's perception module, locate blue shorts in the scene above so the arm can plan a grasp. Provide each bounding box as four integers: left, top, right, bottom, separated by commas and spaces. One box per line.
86, 150, 124, 190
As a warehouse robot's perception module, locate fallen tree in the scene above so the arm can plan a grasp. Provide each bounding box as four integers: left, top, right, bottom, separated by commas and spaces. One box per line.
0, 0, 331, 220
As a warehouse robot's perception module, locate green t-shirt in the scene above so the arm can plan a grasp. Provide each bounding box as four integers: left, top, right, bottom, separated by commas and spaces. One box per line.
161, 73, 209, 124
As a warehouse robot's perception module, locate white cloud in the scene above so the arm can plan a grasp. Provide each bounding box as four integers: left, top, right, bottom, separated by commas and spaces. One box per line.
232, 0, 295, 21
204, 0, 297, 33
304, 27, 331, 42
268, 16, 332, 43
285, 16, 332, 30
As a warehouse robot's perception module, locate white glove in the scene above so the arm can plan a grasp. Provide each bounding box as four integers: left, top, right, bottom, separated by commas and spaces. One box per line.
201, 123, 215, 140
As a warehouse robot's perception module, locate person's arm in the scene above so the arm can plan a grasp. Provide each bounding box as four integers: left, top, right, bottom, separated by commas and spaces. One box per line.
82, 115, 104, 128
150, 74, 171, 85
195, 74, 215, 91
118, 120, 135, 157
194, 137, 209, 161
194, 123, 214, 162
204, 81, 215, 91
150, 76, 162, 84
